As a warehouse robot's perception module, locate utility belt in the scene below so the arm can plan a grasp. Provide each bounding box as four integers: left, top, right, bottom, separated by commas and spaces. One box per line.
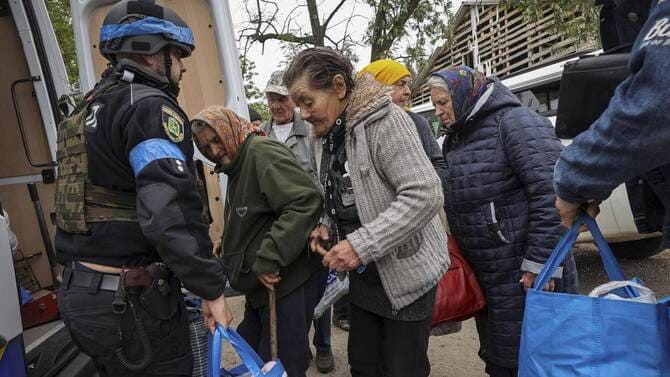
63, 261, 179, 318
63, 261, 181, 371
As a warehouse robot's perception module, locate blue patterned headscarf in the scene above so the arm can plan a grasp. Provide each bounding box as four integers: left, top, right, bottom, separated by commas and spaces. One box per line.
431, 66, 488, 120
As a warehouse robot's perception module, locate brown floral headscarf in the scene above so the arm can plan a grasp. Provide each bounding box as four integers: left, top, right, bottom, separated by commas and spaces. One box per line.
191, 105, 265, 163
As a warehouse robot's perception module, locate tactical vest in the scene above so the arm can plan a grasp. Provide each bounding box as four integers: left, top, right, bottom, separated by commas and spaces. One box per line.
55, 80, 176, 234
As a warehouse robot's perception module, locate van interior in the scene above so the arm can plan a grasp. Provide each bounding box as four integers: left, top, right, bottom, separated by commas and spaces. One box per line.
1, 1, 233, 376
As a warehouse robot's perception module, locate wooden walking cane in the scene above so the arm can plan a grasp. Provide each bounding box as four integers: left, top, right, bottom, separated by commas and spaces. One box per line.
269, 288, 278, 361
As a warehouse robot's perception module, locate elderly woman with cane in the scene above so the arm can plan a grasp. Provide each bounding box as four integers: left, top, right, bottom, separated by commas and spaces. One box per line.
190, 106, 323, 377
284, 47, 450, 377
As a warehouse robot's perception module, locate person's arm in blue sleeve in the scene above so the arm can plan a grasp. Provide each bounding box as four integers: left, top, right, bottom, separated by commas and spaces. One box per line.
554, 3, 670, 204
124, 98, 227, 300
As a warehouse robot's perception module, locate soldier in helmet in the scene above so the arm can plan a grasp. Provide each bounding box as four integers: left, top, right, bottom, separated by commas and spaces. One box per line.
55, 1, 232, 376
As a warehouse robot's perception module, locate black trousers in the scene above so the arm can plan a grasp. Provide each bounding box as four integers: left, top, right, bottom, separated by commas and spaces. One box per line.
348, 303, 432, 377
474, 311, 489, 362
333, 294, 350, 322
59, 272, 192, 377
485, 362, 519, 377
237, 272, 320, 377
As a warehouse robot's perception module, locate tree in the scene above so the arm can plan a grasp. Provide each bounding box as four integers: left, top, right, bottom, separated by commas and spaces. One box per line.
45, 0, 78, 84
365, 0, 451, 71
238, 0, 358, 58
240, 54, 264, 100
238, 0, 453, 71
239, 54, 271, 122
249, 101, 271, 122
504, 0, 600, 46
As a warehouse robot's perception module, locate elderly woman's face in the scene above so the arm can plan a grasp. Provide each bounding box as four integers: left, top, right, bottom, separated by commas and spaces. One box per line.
194, 126, 230, 165
431, 87, 456, 128
289, 74, 347, 138
391, 75, 412, 107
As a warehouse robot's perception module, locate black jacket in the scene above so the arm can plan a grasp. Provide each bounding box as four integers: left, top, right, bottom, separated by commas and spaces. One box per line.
55, 62, 226, 300
408, 111, 446, 185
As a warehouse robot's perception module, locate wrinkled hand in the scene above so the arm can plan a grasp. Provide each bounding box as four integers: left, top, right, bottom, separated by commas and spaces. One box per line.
202, 294, 233, 333
258, 272, 281, 291
309, 224, 331, 256
212, 238, 222, 258
555, 196, 600, 230
323, 240, 361, 273
520, 272, 555, 292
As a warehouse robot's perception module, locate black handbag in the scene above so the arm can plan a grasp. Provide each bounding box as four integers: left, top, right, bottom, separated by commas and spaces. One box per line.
555, 53, 630, 139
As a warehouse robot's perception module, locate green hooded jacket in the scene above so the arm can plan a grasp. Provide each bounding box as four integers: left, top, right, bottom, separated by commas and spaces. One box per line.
219, 134, 323, 308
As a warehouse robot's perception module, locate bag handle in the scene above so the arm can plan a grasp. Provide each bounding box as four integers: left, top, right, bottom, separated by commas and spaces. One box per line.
208, 324, 264, 377
533, 213, 630, 292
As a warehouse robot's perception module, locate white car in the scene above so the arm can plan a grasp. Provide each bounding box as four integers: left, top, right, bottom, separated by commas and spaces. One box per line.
411, 56, 664, 259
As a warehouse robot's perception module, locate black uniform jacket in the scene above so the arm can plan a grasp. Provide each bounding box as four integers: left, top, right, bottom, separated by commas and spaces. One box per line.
55, 63, 225, 300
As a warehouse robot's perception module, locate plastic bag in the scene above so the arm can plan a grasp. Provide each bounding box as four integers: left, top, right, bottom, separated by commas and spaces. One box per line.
589, 279, 657, 304
313, 269, 349, 319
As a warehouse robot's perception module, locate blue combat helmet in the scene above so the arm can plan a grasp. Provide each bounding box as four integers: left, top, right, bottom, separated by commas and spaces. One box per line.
99, 0, 195, 62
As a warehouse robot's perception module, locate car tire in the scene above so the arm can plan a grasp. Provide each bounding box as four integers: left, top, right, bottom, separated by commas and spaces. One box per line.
610, 236, 664, 260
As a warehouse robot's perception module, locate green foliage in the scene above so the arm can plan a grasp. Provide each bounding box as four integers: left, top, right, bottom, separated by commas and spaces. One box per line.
240, 54, 270, 122
240, 54, 263, 100
249, 101, 271, 122
45, 0, 78, 84
502, 0, 600, 47
365, 0, 452, 75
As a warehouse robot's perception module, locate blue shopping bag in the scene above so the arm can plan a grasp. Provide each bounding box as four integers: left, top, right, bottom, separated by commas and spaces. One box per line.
207, 324, 287, 377
519, 213, 670, 377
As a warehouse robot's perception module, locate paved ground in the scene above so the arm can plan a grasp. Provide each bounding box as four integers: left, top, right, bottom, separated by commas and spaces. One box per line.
222, 246, 670, 376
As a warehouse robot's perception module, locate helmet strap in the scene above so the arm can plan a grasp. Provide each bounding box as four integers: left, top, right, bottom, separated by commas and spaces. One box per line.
163, 46, 180, 97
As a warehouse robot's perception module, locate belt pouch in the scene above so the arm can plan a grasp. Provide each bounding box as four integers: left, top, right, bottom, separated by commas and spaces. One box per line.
139, 276, 178, 320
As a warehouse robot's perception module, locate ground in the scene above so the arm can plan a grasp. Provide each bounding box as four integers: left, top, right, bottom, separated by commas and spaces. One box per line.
222, 246, 670, 376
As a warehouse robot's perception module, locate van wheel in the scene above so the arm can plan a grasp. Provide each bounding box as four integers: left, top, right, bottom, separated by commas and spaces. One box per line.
610, 236, 664, 260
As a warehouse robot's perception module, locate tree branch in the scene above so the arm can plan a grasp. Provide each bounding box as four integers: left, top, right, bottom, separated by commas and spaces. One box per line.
370, 0, 422, 60
248, 32, 315, 45
323, 0, 348, 30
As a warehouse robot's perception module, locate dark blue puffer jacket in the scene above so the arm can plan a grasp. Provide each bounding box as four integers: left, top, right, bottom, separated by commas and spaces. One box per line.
442, 80, 578, 368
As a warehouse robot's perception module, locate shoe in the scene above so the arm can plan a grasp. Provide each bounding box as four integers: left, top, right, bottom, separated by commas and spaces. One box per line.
315, 349, 335, 373
332, 318, 350, 332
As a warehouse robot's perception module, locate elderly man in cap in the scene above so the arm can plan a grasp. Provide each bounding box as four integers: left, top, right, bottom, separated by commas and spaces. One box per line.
262, 70, 319, 183
262, 70, 335, 373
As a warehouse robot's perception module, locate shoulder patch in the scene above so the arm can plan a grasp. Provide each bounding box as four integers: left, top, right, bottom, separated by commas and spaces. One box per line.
162, 105, 184, 142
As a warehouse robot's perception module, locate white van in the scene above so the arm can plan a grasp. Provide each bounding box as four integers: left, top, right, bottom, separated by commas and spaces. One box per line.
411, 55, 664, 260
0, 1, 246, 375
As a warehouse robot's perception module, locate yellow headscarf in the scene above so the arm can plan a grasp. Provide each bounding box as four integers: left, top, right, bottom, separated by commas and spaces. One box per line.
359, 59, 411, 86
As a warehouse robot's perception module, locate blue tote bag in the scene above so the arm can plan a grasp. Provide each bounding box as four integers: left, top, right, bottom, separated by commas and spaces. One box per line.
207, 325, 287, 377
519, 214, 670, 377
